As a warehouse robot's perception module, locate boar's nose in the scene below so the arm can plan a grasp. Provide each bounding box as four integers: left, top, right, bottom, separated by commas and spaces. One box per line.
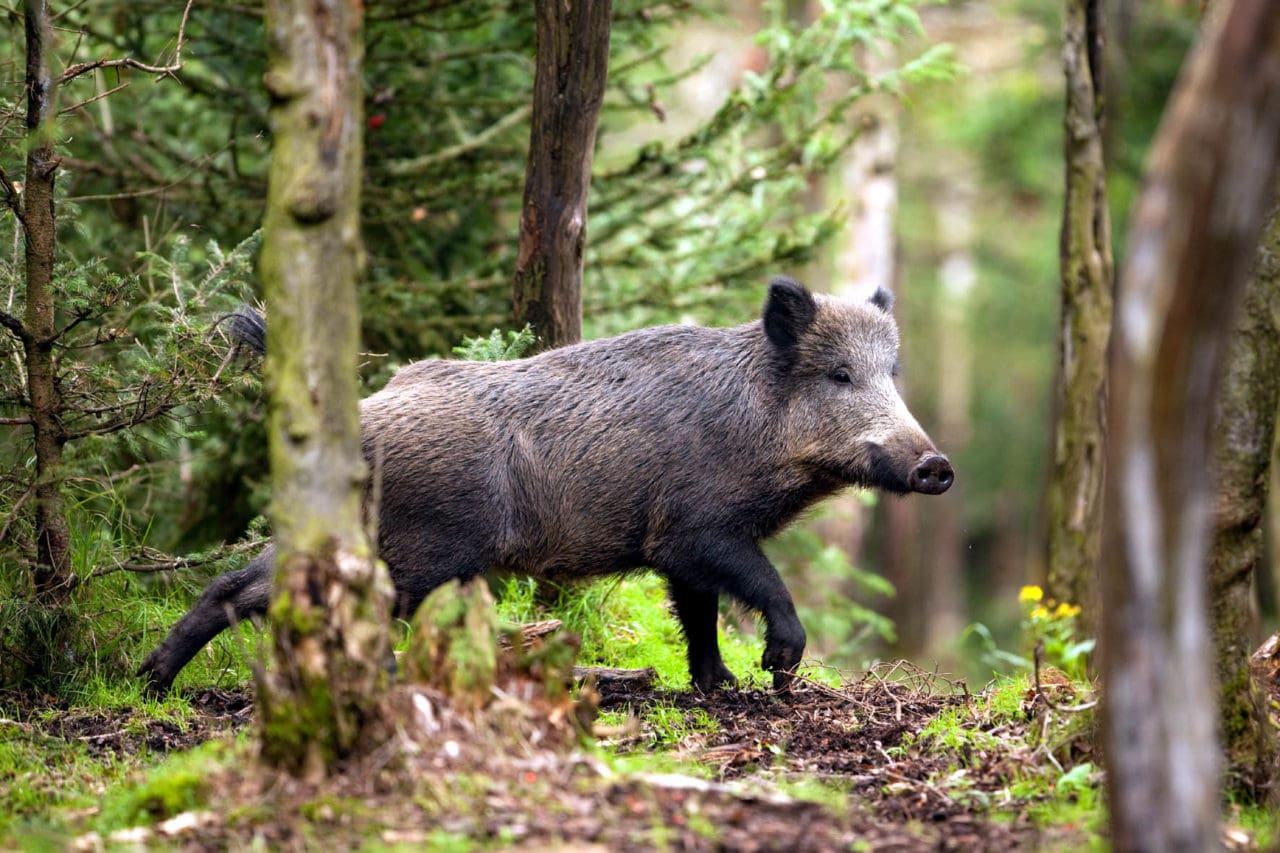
909, 454, 954, 495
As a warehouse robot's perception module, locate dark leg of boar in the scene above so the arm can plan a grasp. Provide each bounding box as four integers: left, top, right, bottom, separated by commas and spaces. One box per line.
138, 547, 275, 695
660, 537, 806, 690
668, 579, 737, 691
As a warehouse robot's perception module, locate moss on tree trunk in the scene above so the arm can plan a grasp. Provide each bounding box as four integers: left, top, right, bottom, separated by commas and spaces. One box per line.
1209, 205, 1280, 801
256, 0, 392, 781
1047, 0, 1113, 626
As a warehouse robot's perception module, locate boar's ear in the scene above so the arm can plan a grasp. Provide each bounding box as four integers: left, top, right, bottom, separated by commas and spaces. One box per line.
763, 277, 817, 350
869, 287, 894, 314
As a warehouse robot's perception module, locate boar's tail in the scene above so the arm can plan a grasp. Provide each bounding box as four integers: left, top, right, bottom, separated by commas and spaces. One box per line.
217, 305, 266, 357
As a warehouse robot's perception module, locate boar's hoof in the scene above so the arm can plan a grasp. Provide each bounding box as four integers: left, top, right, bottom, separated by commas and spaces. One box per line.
909, 453, 954, 495
762, 630, 805, 689
691, 663, 738, 693
136, 657, 174, 699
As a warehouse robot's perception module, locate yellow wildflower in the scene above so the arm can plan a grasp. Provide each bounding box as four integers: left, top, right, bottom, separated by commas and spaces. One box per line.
1054, 602, 1081, 619
1030, 605, 1050, 620
1018, 585, 1044, 603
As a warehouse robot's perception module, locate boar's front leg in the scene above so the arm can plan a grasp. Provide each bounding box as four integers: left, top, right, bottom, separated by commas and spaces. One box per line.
662, 537, 806, 690
668, 578, 737, 691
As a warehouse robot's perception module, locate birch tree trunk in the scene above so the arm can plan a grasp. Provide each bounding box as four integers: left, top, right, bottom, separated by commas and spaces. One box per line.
1208, 206, 1280, 800
1046, 0, 1113, 624
512, 0, 612, 351
256, 0, 393, 780
1101, 2, 1280, 847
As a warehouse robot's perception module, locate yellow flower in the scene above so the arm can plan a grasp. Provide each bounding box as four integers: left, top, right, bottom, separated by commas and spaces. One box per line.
1018, 585, 1044, 603
1055, 602, 1081, 619
1030, 606, 1050, 620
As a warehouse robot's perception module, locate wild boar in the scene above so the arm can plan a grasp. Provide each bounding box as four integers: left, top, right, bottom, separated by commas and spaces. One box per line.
139, 277, 952, 694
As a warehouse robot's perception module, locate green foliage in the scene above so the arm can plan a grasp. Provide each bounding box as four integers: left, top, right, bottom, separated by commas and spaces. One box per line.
900, 672, 1102, 838
451, 326, 537, 362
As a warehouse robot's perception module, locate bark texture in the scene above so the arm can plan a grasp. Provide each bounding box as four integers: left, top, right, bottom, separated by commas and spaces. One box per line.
1209, 205, 1280, 800
256, 0, 393, 780
1101, 3, 1280, 849
1046, 0, 1113, 623
21, 0, 72, 605
512, 0, 612, 351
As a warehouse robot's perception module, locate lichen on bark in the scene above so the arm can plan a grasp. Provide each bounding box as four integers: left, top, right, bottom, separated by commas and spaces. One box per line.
1046, 0, 1113, 628
1208, 204, 1280, 801
255, 0, 393, 780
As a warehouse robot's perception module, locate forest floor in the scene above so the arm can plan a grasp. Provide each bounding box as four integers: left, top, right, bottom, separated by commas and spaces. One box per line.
0, 662, 1119, 851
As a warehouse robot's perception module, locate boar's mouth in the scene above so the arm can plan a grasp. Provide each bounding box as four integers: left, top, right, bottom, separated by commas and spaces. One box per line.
850, 444, 915, 495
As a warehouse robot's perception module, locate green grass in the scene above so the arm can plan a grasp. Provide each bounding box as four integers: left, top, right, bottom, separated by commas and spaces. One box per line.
494, 573, 769, 690
96, 739, 231, 829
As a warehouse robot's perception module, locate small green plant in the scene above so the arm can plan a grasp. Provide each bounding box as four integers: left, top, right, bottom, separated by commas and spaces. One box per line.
963, 586, 1096, 682
1018, 585, 1094, 680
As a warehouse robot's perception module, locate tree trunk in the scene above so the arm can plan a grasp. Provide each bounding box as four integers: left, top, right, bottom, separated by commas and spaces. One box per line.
1209, 205, 1280, 800
22, 0, 72, 605
512, 0, 612, 351
1046, 0, 1113, 625
1100, 3, 1280, 849
923, 175, 974, 655
256, 0, 393, 781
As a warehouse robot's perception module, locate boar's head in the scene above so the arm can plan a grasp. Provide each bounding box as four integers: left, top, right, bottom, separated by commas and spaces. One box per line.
764, 277, 953, 496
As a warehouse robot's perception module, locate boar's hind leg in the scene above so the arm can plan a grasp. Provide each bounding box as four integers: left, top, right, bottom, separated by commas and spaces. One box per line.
668, 579, 737, 691
137, 547, 274, 696
663, 538, 806, 690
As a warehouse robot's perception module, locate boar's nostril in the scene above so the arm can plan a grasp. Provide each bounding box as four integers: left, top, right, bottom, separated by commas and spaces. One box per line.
909, 454, 954, 495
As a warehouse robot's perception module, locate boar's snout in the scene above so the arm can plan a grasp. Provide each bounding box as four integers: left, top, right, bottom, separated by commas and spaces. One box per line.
908, 453, 954, 495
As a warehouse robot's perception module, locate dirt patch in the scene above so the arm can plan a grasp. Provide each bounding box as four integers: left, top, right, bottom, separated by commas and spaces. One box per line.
598, 668, 1058, 850
1, 687, 252, 756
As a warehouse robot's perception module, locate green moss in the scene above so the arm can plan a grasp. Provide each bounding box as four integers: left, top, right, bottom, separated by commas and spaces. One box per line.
98, 739, 230, 828
405, 579, 498, 709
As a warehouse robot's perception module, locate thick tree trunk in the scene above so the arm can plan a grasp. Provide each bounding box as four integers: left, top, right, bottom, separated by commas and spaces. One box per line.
22, 0, 72, 605
1046, 0, 1113, 625
1209, 205, 1280, 800
1100, 3, 1280, 849
512, 0, 612, 351
257, 0, 393, 780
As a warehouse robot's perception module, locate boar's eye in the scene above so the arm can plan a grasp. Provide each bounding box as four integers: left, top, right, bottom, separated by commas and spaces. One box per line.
831, 367, 853, 385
